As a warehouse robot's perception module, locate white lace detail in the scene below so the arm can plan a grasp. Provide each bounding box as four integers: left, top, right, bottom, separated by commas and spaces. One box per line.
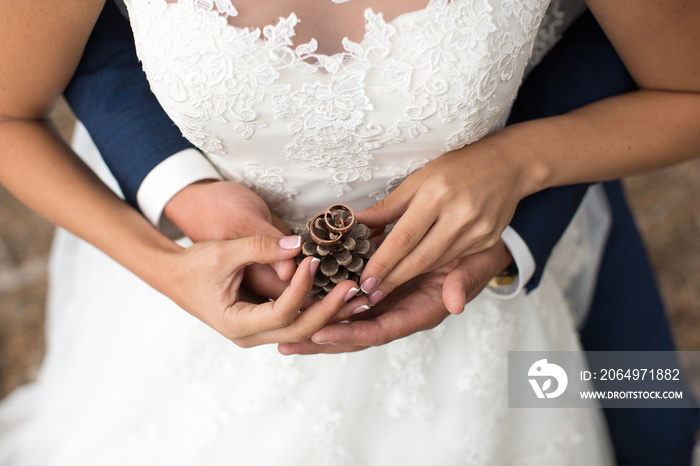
529, 0, 566, 69
313, 409, 360, 466
124, 0, 550, 219
369, 157, 429, 201
221, 162, 305, 223
526, 0, 588, 74
376, 325, 445, 418
194, 0, 238, 17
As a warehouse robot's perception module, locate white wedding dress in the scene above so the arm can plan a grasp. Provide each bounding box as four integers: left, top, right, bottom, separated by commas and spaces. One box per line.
0, 1, 616, 464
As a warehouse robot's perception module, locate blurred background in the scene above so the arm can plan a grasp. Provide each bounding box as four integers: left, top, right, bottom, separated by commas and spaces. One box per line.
1, 100, 699, 400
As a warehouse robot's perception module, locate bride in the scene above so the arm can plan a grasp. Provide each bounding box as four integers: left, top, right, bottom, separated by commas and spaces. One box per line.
0, 0, 698, 464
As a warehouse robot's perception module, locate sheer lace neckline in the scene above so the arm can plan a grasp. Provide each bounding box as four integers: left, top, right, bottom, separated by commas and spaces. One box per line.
168, 0, 439, 62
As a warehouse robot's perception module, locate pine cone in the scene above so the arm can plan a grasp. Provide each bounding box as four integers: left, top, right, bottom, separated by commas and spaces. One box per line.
295, 205, 376, 298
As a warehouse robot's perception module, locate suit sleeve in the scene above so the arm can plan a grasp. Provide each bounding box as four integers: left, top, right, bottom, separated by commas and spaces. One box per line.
63, 0, 218, 212
505, 10, 638, 292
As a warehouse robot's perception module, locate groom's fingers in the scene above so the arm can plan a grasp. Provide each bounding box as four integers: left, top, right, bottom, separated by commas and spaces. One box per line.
442, 243, 508, 314
279, 339, 368, 355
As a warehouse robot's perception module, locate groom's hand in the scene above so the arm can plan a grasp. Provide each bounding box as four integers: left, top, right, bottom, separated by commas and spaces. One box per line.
164, 180, 295, 300
278, 241, 513, 355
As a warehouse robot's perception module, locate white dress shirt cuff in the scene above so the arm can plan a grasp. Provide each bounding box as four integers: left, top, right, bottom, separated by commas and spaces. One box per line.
484, 226, 536, 299
137, 149, 222, 237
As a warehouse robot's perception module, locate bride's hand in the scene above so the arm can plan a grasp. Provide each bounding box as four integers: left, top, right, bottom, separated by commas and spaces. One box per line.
165, 234, 367, 347
356, 138, 533, 303
279, 241, 511, 355
164, 180, 296, 300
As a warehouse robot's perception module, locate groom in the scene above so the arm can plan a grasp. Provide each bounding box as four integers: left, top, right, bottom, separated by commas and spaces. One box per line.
64, 1, 698, 464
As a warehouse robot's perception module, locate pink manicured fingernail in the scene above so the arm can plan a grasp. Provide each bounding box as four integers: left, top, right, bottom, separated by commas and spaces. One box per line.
344, 287, 360, 302
360, 277, 378, 294
309, 258, 321, 277
352, 304, 370, 315
368, 291, 384, 306
279, 235, 302, 249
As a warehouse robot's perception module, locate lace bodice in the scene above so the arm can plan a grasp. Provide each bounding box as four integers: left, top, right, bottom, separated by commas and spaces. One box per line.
123, 0, 580, 227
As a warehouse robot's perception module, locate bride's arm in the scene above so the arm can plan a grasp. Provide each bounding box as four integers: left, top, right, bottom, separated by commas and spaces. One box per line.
500, 0, 700, 192
0, 0, 365, 347
356, 0, 700, 303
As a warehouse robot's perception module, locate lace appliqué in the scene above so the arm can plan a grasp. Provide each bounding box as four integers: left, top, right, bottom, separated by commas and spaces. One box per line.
369, 158, 429, 201
220, 162, 305, 224
376, 325, 445, 419
313, 409, 360, 466
527, 0, 566, 70
125, 0, 550, 212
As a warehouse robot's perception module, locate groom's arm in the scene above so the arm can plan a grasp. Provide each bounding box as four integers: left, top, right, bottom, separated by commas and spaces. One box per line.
63, 0, 222, 231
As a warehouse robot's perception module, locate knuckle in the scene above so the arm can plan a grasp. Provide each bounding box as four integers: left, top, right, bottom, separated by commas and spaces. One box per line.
270, 307, 297, 329
244, 235, 269, 257
456, 200, 478, 221
371, 330, 390, 347
373, 196, 389, 212
472, 218, 497, 241
426, 173, 453, 198
365, 259, 394, 282
287, 329, 311, 344
484, 233, 500, 250
390, 228, 419, 253
222, 326, 244, 342
409, 250, 436, 272
234, 339, 254, 349
217, 313, 240, 340
206, 241, 229, 265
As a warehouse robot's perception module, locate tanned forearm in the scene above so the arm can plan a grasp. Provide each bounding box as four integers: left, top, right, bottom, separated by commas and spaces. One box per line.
494, 89, 700, 196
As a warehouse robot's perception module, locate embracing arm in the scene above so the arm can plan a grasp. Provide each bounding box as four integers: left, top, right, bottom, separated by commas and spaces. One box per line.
508, 0, 700, 193
64, 0, 297, 297
506, 8, 637, 291
63, 0, 222, 223
0, 0, 191, 300
356, 0, 700, 301
0, 0, 366, 347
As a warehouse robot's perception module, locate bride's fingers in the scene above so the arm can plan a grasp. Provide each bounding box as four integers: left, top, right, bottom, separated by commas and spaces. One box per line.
361, 218, 463, 304
273, 258, 298, 282
243, 263, 291, 300
230, 234, 303, 267
221, 256, 318, 341
355, 178, 416, 228
359, 200, 437, 294
235, 280, 365, 347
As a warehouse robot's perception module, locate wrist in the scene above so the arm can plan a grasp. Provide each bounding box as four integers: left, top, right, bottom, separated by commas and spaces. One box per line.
163, 179, 221, 236
490, 123, 554, 197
